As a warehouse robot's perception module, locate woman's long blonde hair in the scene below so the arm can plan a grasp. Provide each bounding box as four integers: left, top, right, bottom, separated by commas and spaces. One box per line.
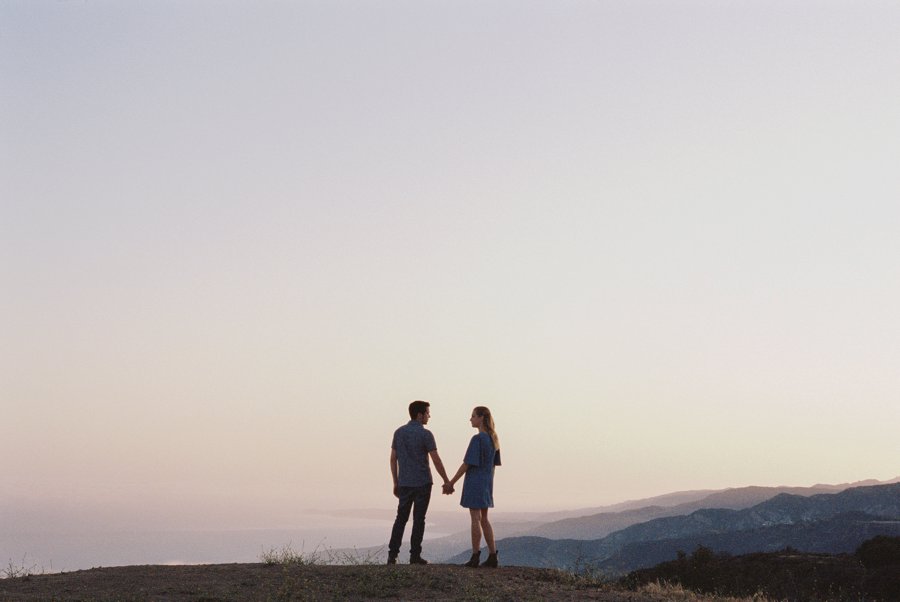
474, 406, 499, 450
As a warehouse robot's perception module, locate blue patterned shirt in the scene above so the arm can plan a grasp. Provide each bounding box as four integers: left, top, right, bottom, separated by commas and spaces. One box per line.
392, 420, 437, 487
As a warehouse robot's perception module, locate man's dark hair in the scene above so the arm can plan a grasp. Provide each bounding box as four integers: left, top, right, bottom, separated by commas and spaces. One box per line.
408, 400, 430, 420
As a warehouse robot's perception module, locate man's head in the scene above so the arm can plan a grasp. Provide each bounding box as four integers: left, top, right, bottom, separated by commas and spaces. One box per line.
408, 400, 431, 423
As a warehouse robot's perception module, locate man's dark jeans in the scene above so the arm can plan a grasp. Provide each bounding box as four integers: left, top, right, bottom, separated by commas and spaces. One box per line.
388, 484, 432, 558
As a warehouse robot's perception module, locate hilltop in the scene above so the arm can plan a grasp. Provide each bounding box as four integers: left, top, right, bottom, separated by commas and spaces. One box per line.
0, 563, 756, 602
4, 537, 898, 602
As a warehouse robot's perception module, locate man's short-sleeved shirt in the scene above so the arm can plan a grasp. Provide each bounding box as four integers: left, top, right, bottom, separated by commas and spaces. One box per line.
392, 420, 437, 487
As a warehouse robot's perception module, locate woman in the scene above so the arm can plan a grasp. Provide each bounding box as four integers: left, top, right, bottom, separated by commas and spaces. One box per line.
448, 406, 502, 568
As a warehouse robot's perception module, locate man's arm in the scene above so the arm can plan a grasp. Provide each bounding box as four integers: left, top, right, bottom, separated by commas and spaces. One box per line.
429, 449, 452, 489
390, 448, 399, 498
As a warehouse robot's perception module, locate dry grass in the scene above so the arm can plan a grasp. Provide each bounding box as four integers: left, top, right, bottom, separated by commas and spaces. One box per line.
259, 542, 383, 566
637, 580, 780, 602
1, 557, 47, 580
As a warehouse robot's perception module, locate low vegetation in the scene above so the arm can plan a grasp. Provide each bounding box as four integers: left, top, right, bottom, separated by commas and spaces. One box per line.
1, 556, 47, 580
259, 542, 383, 566
623, 536, 900, 602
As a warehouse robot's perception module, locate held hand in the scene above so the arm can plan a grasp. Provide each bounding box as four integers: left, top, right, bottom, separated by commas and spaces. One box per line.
442, 482, 455, 495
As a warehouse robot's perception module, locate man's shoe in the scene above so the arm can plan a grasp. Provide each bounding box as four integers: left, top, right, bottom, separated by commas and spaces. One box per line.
409, 555, 429, 565
386, 555, 398, 565
480, 551, 499, 568
463, 551, 480, 568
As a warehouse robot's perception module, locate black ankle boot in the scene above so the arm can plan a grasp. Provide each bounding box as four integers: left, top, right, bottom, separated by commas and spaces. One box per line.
409, 554, 428, 565
463, 551, 480, 568
480, 550, 499, 568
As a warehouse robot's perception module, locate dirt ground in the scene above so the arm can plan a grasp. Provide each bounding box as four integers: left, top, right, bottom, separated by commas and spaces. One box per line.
0, 562, 668, 601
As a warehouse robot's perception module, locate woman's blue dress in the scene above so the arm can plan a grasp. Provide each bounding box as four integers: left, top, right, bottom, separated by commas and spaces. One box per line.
460, 431, 501, 509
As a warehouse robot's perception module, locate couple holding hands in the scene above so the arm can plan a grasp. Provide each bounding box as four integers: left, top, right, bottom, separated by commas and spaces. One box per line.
388, 400, 501, 568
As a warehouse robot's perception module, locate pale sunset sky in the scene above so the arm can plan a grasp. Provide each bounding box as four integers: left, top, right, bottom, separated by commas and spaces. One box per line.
2, 0, 899, 533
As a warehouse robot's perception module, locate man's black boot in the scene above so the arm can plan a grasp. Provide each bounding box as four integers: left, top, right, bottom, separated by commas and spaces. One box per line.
386, 554, 398, 565
409, 555, 428, 565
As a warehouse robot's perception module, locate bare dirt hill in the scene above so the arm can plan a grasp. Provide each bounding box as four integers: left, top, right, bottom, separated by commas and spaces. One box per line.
0, 563, 691, 601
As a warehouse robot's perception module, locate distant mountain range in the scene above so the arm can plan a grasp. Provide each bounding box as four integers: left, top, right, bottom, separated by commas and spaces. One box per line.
339, 477, 900, 566
446, 481, 900, 574
601, 512, 900, 574
522, 478, 898, 540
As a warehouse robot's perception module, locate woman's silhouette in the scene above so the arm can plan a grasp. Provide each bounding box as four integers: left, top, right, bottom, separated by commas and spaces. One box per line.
448, 406, 501, 568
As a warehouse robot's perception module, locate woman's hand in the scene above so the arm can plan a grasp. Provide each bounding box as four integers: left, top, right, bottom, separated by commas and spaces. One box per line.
449, 463, 468, 489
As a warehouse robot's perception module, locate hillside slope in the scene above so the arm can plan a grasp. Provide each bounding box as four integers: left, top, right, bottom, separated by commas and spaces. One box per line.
602, 512, 900, 573
624, 536, 900, 602
450, 483, 900, 572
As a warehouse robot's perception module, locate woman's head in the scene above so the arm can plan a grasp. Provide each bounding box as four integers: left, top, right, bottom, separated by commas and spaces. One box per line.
471, 406, 499, 449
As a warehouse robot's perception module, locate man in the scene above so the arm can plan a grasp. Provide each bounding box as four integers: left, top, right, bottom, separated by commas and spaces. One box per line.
387, 400, 453, 565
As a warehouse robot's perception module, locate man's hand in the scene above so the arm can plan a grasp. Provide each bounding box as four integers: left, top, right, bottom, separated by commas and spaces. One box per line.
442, 482, 454, 495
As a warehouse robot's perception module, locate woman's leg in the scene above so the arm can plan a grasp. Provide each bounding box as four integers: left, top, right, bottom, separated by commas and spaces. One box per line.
480, 508, 496, 554
469, 509, 483, 552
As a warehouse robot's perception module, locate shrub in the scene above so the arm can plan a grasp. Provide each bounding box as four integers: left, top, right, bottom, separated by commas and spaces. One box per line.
855, 535, 900, 569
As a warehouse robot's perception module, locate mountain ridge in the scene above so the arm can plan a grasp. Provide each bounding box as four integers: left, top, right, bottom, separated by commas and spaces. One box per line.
523, 478, 900, 541
447, 482, 900, 572
336, 477, 900, 563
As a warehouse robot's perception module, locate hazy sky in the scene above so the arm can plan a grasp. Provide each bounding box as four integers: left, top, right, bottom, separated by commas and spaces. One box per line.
3, 1, 899, 530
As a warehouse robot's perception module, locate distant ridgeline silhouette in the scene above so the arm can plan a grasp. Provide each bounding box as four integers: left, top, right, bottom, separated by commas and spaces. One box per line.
449, 482, 900, 574
523, 479, 900, 541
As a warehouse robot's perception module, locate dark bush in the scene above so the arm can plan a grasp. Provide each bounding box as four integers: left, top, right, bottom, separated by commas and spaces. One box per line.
623, 536, 900, 601
690, 545, 717, 565
856, 535, 900, 569
623, 547, 868, 601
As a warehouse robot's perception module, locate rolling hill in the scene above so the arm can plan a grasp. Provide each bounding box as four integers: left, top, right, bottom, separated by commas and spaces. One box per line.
447, 482, 900, 573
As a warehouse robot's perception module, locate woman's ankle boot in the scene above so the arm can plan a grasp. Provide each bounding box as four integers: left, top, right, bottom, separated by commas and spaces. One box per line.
480, 550, 499, 568
463, 551, 480, 568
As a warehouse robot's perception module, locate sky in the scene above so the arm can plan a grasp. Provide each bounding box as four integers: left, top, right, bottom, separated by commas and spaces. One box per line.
2, 0, 900, 535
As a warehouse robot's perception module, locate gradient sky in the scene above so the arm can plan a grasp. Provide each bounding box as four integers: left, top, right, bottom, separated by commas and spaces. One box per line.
3, 1, 899, 530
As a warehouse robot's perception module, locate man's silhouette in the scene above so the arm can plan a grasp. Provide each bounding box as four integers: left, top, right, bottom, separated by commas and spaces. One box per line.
387, 400, 452, 565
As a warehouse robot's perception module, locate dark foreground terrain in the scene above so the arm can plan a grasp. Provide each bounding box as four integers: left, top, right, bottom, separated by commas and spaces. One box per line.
4, 536, 899, 601
625, 536, 900, 602
0, 563, 669, 602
